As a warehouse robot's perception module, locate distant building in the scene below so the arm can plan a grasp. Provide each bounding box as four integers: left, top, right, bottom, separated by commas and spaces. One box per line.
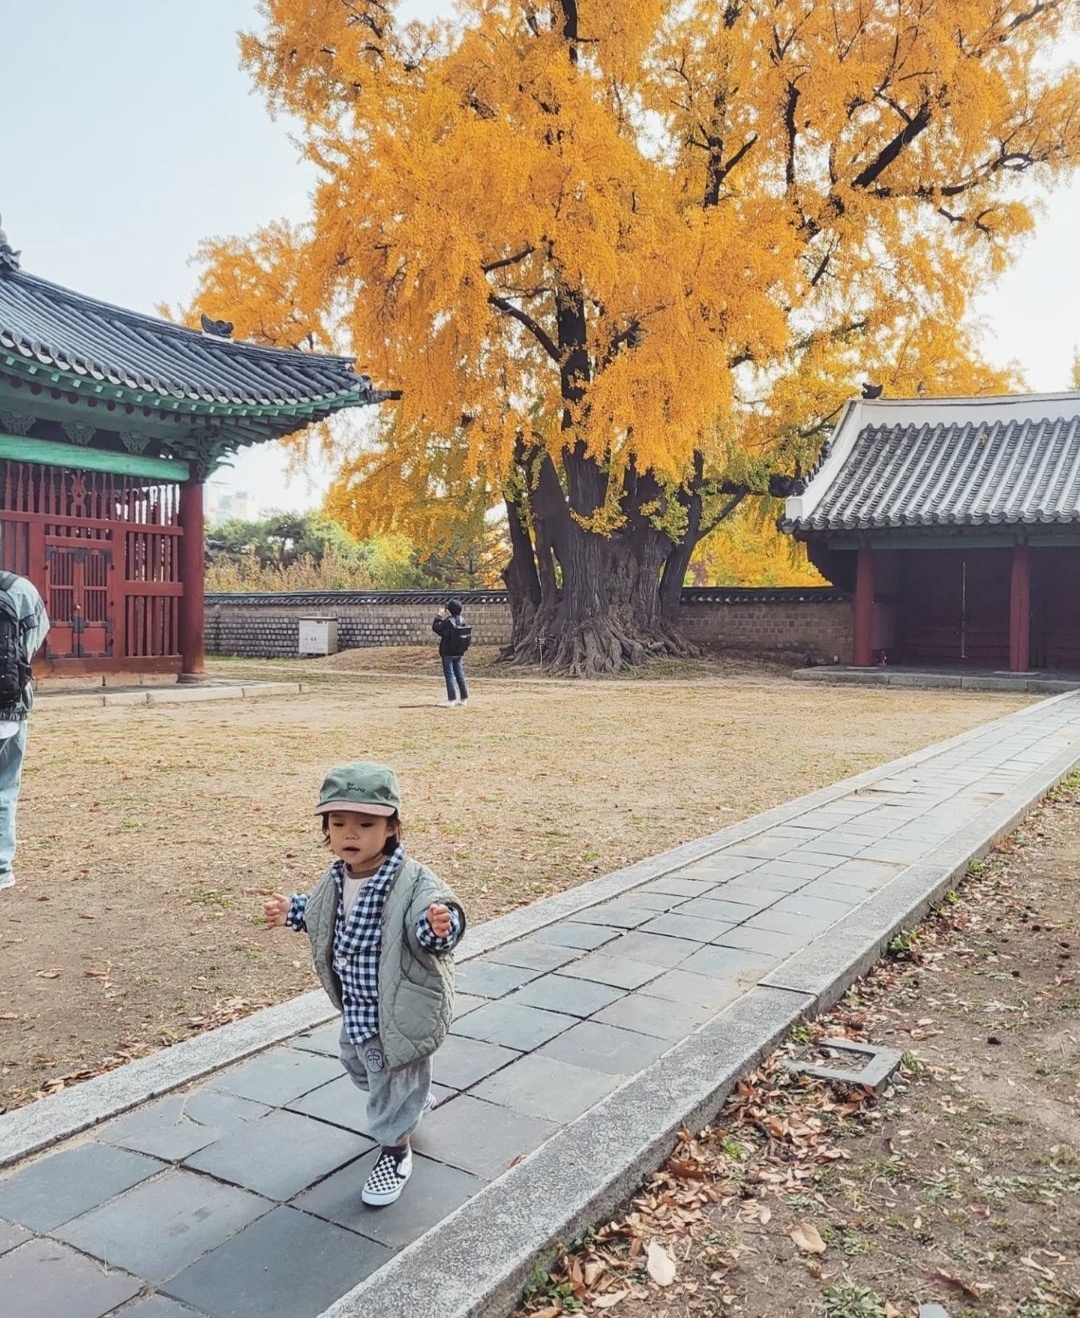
782, 392, 1080, 672
0, 223, 384, 677
207, 486, 261, 527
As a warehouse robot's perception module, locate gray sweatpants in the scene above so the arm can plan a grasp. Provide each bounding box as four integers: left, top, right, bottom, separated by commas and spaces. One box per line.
339, 1028, 432, 1147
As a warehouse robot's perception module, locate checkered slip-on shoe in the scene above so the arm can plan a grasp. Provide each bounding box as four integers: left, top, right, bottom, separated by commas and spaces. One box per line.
361, 1146, 413, 1206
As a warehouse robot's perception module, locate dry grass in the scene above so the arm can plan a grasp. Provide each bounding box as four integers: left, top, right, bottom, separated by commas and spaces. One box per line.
0, 653, 1032, 1109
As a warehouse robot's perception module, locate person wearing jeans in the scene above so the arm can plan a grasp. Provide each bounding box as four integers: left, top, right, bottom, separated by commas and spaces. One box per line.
440, 652, 468, 706
0, 574, 50, 890
432, 599, 470, 707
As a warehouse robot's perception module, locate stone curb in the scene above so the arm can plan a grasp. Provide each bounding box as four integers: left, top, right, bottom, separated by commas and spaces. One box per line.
791, 667, 1080, 695
2, 692, 1073, 1170
35, 683, 306, 711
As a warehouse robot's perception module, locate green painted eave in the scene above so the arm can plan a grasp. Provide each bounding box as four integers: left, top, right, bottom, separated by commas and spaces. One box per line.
1, 352, 367, 426
0, 432, 190, 481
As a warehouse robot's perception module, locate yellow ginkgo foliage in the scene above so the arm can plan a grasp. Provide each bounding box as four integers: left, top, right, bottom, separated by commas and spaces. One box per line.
188, 0, 1079, 673
690, 505, 825, 589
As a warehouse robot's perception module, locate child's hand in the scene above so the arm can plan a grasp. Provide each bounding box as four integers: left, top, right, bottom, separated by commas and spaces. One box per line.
427, 903, 453, 938
263, 893, 290, 927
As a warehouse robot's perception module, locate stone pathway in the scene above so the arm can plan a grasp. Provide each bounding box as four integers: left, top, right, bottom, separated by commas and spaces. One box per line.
3, 693, 1080, 1318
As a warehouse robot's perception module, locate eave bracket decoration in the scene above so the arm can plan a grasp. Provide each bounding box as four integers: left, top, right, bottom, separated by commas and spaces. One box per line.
0, 409, 34, 437
61, 421, 98, 446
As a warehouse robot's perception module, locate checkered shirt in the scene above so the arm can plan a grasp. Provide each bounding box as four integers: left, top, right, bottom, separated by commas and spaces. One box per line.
286, 845, 460, 1045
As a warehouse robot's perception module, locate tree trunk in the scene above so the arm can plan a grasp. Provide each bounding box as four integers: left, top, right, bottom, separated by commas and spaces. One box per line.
500, 495, 540, 654
497, 284, 699, 676
499, 471, 700, 676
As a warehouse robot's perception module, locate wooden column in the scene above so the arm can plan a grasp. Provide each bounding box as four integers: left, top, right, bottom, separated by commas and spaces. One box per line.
853, 545, 874, 666
179, 477, 205, 676
1008, 541, 1031, 672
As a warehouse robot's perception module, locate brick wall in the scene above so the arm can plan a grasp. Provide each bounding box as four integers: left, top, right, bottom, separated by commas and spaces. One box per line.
205, 588, 852, 664
677, 593, 853, 664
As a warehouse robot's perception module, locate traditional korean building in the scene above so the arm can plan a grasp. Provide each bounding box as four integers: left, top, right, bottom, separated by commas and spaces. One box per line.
782, 392, 1080, 672
0, 225, 381, 677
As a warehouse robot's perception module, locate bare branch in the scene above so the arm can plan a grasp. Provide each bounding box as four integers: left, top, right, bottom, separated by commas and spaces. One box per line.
481, 247, 535, 274
851, 101, 932, 189
488, 293, 561, 361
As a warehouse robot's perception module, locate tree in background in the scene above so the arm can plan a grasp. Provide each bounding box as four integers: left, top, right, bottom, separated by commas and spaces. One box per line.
690, 506, 824, 589
207, 512, 359, 571
189, 0, 1078, 673
204, 511, 503, 591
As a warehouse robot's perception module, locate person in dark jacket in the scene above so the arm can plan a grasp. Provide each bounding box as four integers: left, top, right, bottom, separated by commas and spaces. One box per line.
431, 598, 470, 707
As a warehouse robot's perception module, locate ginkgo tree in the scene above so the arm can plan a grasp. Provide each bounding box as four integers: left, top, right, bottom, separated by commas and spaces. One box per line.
189, 0, 1079, 674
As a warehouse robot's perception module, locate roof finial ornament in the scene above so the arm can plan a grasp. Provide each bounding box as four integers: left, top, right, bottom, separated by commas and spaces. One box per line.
861, 381, 884, 399
200, 312, 234, 339
0, 214, 22, 273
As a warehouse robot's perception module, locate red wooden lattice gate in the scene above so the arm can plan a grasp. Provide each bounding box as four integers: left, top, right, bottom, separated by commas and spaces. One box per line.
0, 461, 184, 673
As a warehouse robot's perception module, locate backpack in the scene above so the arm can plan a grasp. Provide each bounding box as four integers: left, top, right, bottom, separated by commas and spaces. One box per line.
0, 572, 32, 718
443, 617, 472, 657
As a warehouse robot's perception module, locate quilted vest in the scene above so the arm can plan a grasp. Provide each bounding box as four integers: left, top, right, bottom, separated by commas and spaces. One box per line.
301, 857, 465, 1069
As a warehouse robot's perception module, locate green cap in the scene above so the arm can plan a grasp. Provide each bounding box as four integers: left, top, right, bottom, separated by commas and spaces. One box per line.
315, 761, 401, 817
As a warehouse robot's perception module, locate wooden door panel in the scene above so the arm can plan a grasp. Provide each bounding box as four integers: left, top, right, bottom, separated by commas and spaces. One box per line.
44, 542, 114, 660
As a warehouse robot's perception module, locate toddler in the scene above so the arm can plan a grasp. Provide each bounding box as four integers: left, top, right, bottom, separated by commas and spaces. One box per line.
264, 761, 465, 1205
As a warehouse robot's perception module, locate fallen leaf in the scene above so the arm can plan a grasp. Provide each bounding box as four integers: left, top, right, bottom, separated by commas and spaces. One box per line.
35, 970, 61, 980
593, 1292, 629, 1310
926, 1269, 985, 1298
667, 1158, 708, 1181
646, 1239, 677, 1286
885, 1304, 902, 1317
529, 1308, 561, 1318
789, 1222, 827, 1254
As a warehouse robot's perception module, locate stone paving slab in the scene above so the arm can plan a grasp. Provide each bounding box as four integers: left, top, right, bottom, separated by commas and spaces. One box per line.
162, 1206, 389, 1318
2, 692, 1079, 1318
52, 1170, 271, 1283
1, 1236, 142, 1318
296, 1152, 484, 1248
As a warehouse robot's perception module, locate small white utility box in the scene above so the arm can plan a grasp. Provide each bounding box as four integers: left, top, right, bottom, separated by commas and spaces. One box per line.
298, 618, 339, 656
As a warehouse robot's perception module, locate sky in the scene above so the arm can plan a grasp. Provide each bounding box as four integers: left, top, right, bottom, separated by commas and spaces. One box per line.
1, 0, 1078, 515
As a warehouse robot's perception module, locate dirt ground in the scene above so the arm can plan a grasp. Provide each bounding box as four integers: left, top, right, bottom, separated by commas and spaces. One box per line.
514, 775, 1080, 1318
0, 650, 1033, 1113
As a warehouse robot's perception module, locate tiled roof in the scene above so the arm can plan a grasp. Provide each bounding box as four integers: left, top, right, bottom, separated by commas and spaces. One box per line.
0, 263, 375, 411
783, 395, 1080, 533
